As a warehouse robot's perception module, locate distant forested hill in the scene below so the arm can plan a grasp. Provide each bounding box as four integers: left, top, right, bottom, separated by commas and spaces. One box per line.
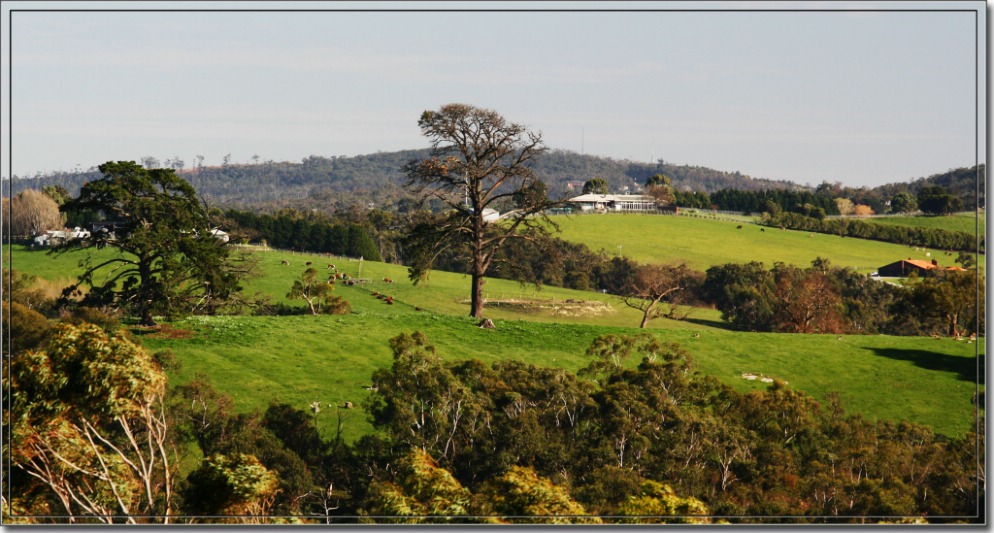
2, 150, 982, 212
872, 164, 985, 209
1, 149, 799, 212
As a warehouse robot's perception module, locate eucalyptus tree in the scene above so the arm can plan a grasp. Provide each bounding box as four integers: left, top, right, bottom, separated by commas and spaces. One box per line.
6, 323, 175, 523
403, 104, 561, 320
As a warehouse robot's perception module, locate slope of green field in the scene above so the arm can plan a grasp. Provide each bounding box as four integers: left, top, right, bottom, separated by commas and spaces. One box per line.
135, 311, 980, 441
5, 244, 982, 440
865, 211, 986, 236
551, 213, 986, 273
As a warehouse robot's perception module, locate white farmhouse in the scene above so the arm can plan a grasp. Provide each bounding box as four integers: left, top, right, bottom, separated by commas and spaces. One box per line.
567, 193, 660, 213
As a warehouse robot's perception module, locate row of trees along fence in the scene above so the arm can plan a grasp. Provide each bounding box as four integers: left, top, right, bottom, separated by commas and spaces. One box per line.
761, 211, 983, 253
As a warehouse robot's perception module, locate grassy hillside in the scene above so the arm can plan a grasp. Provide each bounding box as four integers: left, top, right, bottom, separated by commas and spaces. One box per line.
133, 312, 980, 442
550, 213, 986, 273
866, 211, 986, 236
6, 244, 982, 440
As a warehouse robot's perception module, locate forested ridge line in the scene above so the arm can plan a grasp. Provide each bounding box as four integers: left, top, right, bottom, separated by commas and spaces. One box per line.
5, 151, 980, 213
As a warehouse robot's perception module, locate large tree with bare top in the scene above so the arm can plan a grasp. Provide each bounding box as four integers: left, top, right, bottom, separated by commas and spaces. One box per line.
403, 104, 560, 321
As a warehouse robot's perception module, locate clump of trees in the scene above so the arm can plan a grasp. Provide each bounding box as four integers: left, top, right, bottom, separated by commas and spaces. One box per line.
917, 185, 965, 215
582, 177, 609, 195
356, 331, 982, 523
702, 258, 984, 337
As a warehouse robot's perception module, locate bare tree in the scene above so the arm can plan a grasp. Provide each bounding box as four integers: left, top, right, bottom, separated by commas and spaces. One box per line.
621, 262, 693, 329
403, 103, 561, 319
9, 189, 64, 237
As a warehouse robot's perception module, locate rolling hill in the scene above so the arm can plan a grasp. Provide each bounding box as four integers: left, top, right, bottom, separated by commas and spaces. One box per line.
6, 229, 983, 441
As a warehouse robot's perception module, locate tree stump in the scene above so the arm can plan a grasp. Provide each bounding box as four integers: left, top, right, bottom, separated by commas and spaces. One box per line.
478, 318, 496, 329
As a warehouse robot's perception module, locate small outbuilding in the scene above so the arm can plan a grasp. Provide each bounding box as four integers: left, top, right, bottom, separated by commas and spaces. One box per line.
876, 258, 965, 277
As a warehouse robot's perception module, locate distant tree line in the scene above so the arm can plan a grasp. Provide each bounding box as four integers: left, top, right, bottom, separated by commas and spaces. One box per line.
705, 188, 840, 217
761, 212, 982, 253
221, 209, 382, 261
702, 259, 984, 337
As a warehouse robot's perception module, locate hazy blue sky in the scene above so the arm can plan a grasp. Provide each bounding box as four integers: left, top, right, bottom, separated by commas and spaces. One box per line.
1, 1, 986, 187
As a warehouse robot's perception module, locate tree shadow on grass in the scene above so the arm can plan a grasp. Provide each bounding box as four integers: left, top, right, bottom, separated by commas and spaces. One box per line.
865, 346, 983, 384
683, 317, 737, 331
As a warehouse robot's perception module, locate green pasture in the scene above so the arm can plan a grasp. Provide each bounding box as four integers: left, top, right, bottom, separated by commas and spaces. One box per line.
550, 213, 986, 273
6, 243, 984, 440
865, 211, 986, 236
133, 310, 980, 442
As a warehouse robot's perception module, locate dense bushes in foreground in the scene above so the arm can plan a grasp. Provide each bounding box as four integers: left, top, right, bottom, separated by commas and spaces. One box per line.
4, 310, 984, 523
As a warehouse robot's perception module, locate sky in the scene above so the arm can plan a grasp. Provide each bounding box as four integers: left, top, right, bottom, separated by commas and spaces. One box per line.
0, 1, 986, 188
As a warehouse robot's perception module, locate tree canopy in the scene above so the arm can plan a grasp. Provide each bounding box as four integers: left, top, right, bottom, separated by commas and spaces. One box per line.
59, 161, 244, 325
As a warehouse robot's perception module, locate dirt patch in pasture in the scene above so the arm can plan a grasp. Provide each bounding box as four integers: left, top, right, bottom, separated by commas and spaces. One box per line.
457, 298, 616, 317
131, 324, 196, 340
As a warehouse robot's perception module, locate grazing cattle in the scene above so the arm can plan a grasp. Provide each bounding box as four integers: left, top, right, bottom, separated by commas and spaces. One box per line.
281, 260, 290, 265
691, 333, 700, 338
415, 307, 422, 312
342, 401, 353, 409
760, 228, 765, 232
383, 277, 394, 284
736, 225, 743, 229
327, 264, 336, 269
305, 261, 312, 266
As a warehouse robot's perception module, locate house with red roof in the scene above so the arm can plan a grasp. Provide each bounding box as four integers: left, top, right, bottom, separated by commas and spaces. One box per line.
876, 258, 967, 277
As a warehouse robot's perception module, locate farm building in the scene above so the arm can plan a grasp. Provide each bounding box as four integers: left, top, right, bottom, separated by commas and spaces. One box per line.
877, 259, 968, 277
210, 228, 230, 243
567, 193, 663, 213
32, 227, 91, 247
